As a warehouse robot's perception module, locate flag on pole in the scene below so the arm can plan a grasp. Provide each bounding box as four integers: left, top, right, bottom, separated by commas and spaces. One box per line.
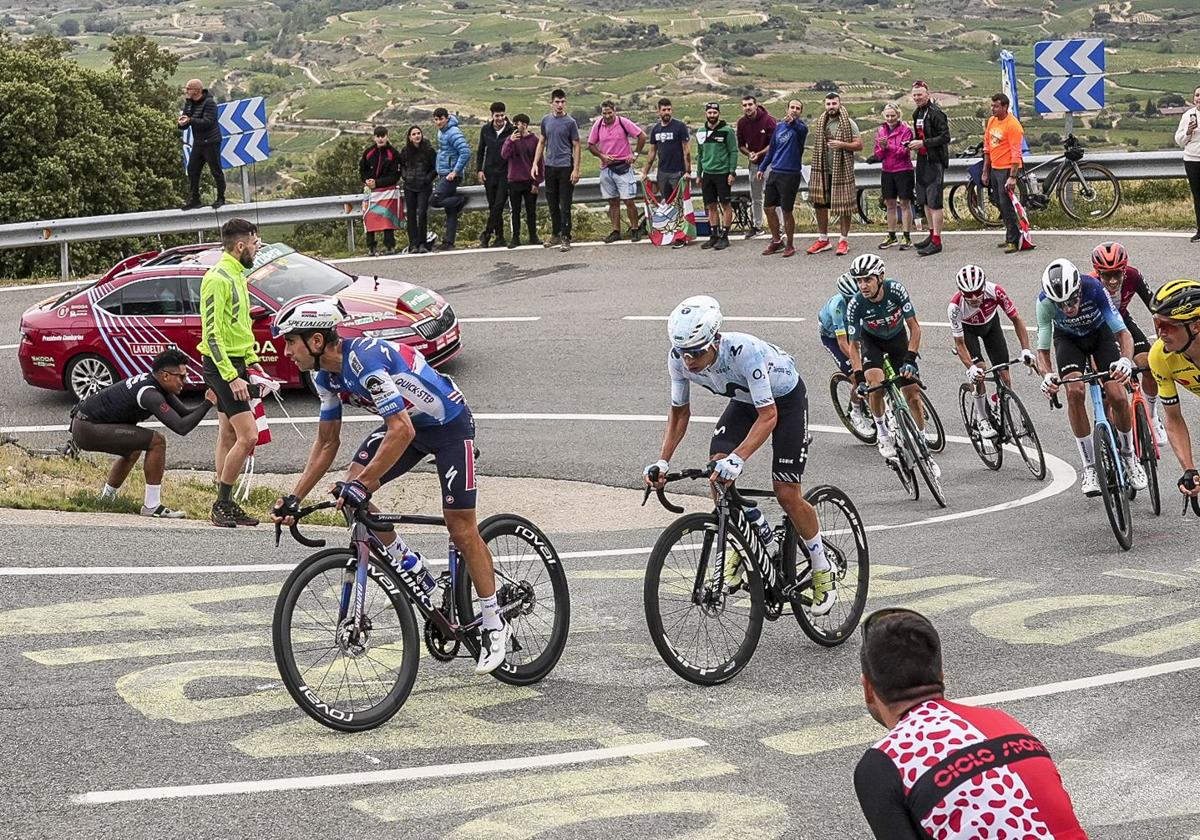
642, 179, 697, 247
999, 50, 1030, 154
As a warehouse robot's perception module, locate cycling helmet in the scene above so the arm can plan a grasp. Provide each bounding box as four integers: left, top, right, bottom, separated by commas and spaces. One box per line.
667, 295, 723, 352
1091, 241, 1128, 273
955, 264, 987, 294
271, 294, 349, 338
1040, 259, 1081, 304
836, 272, 858, 299
849, 253, 885, 279
1150, 279, 1200, 321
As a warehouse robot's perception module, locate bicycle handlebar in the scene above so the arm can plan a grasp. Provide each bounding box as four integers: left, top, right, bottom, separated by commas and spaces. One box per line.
274, 498, 398, 549
642, 465, 751, 514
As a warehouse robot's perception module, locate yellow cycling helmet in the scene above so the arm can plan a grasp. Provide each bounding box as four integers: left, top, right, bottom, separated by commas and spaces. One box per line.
1150, 279, 1200, 321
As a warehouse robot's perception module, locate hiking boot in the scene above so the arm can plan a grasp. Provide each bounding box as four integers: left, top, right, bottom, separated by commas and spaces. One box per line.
762, 240, 784, 256
604, 230, 622, 244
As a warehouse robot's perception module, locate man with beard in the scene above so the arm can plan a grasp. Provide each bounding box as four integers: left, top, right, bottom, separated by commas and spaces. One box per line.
806, 92, 862, 257
587, 100, 646, 243
737, 94, 777, 239
695, 102, 738, 251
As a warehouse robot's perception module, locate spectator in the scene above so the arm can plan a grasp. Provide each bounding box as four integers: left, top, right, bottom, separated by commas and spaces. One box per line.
431, 107, 471, 252
908, 81, 952, 256
501, 114, 543, 248
359, 125, 401, 257
736, 94, 778, 238
587, 100, 646, 243
758, 98, 807, 258
178, 79, 225, 211
199, 217, 264, 528
695, 102, 738, 251
1174, 85, 1200, 242
477, 102, 514, 248
807, 92, 862, 257
70, 349, 216, 519
531, 89, 581, 252
399, 125, 437, 254
869, 103, 915, 251
855, 609, 1087, 839
982, 92, 1025, 254
640, 98, 692, 212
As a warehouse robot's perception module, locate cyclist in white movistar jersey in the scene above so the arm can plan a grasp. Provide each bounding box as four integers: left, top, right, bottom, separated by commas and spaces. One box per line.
643, 295, 837, 615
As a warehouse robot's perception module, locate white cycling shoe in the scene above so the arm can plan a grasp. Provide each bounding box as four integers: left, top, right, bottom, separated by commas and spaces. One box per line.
1153, 416, 1168, 447
1080, 467, 1101, 497
475, 620, 511, 675
850, 408, 875, 437
877, 435, 897, 461
1123, 455, 1149, 491
976, 417, 999, 440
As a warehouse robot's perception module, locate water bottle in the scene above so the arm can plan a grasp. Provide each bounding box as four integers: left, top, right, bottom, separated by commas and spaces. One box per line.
745, 506, 774, 547
400, 547, 438, 595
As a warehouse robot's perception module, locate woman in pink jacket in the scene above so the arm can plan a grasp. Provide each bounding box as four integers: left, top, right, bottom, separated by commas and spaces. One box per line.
871, 103, 915, 250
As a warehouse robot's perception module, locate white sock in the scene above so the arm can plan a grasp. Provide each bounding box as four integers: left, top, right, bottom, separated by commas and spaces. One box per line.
1075, 435, 1095, 468
1119, 429, 1134, 456
480, 593, 502, 631
143, 484, 161, 509
839, 235, 848, 244
806, 535, 831, 572
874, 415, 889, 438
974, 394, 989, 419
101, 484, 118, 501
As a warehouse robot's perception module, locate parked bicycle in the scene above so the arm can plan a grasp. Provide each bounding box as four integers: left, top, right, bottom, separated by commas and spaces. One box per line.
957, 358, 1046, 480
866, 357, 947, 507
641, 465, 869, 686
272, 497, 570, 731
946, 142, 986, 224
831, 368, 944, 452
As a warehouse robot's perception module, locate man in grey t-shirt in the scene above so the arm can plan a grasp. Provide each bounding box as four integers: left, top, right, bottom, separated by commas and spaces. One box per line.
531, 88, 581, 251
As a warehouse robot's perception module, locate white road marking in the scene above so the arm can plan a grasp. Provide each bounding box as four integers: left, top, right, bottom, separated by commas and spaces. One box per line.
458, 317, 540, 323
0, 343, 17, 350
623, 315, 806, 323
74, 737, 709, 804
959, 655, 1200, 706
920, 320, 1015, 332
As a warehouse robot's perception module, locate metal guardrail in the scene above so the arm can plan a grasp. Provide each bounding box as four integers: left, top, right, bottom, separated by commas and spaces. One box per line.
0, 150, 1185, 279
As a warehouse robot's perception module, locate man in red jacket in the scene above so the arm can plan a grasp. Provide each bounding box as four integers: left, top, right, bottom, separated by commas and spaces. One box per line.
737, 95, 777, 239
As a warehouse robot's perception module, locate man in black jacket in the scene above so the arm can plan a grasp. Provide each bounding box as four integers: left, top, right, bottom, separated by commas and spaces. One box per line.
359, 126, 402, 256
178, 80, 226, 211
907, 81, 951, 257
477, 102, 514, 248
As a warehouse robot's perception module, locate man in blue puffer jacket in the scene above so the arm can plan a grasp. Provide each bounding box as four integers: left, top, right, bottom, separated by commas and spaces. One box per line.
757, 98, 808, 257
432, 107, 472, 251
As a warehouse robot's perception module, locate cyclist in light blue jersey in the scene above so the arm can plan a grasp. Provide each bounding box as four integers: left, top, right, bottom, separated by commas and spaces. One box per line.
820, 272, 874, 437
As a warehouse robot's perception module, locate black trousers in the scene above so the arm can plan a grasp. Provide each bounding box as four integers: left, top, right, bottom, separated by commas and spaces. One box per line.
405, 185, 431, 250
543, 165, 574, 239
482, 172, 508, 241
1186, 160, 1200, 232
508, 181, 538, 241
431, 177, 466, 245
187, 143, 225, 202
365, 229, 395, 250
990, 169, 1019, 245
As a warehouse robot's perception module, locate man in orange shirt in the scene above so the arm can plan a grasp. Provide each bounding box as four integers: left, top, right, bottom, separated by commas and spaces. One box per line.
982, 92, 1025, 254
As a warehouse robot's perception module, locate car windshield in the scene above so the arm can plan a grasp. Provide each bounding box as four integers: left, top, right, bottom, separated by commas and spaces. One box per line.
247, 244, 352, 305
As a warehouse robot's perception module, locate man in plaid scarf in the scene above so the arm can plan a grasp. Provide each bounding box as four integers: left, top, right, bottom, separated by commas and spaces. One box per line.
807, 92, 862, 257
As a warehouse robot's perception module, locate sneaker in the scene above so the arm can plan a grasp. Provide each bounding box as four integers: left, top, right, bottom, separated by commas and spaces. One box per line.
976, 416, 998, 440
713, 233, 730, 251
913, 235, 932, 250
723, 549, 746, 592
493, 239, 507, 249
806, 239, 833, 255
179, 200, 202, 211
438, 241, 455, 252
631, 227, 642, 243
898, 234, 913, 251
1081, 466, 1101, 497
141, 504, 186, 519
604, 230, 622, 244
878, 233, 898, 249
762, 240, 784, 256
474, 621, 511, 675
671, 239, 687, 249
744, 225, 762, 240
559, 237, 571, 252
917, 241, 942, 257
210, 198, 226, 210
781, 245, 796, 257
877, 435, 897, 461
228, 500, 259, 526
507, 239, 519, 249
210, 500, 238, 528
809, 568, 838, 617
1191, 231, 1200, 243
1123, 454, 1148, 491
368, 248, 378, 257
545, 236, 560, 248
1004, 242, 1020, 254
835, 240, 850, 256
384, 247, 396, 255
1153, 416, 1168, 447
528, 237, 542, 246
701, 234, 718, 250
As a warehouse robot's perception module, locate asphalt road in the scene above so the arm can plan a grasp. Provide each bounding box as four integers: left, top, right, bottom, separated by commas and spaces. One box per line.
2, 230, 1200, 838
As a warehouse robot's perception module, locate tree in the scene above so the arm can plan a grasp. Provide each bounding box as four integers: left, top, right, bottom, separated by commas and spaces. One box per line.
287, 135, 365, 253
58, 18, 80, 36
107, 35, 179, 113
1144, 97, 1156, 117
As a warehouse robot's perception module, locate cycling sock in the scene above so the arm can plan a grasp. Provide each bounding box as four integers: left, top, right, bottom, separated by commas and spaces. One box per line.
217, 482, 233, 502
1146, 393, 1159, 417
931, 233, 942, 245
873, 415, 888, 437
480, 594, 503, 631
1075, 435, 1095, 468
100, 484, 118, 501
1119, 429, 1134, 455
806, 535, 831, 572
144, 484, 161, 509
974, 394, 989, 420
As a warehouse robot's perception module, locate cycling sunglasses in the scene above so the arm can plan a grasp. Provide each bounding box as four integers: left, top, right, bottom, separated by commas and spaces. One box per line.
676, 341, 714, 359
1056, 291, 1082, 310
860, 606, 930, 639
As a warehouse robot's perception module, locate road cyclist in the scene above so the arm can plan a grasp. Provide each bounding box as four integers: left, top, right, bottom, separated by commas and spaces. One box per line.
1147, 278, 1200, 504
820, 271, 875, 438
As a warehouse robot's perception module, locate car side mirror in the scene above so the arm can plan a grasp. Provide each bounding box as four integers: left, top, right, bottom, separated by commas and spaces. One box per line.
250, 305, 270, 321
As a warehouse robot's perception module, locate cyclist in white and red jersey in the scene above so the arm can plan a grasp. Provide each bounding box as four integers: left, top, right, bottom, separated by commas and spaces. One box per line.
948, 265, 1035, 440
855, 609, 1087, 840
1091, 241, 1166, 444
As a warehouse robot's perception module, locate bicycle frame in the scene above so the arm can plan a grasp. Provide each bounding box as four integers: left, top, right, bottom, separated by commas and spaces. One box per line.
1127, 377, 1161, 462
1084, 376, 1128, 489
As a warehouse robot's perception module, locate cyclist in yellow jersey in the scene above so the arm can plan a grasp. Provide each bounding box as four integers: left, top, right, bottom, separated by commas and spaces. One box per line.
1148, 279, 1200, 497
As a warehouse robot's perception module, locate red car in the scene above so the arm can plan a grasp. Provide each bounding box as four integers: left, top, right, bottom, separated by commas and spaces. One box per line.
19, 242, 461, 401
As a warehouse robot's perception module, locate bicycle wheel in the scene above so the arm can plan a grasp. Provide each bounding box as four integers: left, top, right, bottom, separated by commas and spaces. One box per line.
643, 512, 765, 685
959, 384, 1002, 470
856, 186, 876, 224
1058, 163, 1121, 222
785, 485, 869, 647
1133, 402, 1161, 516
830, 372, 876, 444
966, 182, 1003, 227
898, 406, 947, 507
453, 514, 570, 686
918, 388, 945, 453
273, 548, 420, 732
947, 183, 969, 223
1093, 425, 1133, 550
1003, 388, 1046, 481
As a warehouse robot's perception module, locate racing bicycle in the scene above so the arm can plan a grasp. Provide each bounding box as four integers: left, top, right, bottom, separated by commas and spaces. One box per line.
641, 465, 869, 686
867, 357, 947, 507
831, 368, 945, 451
1050, 367, 1132, 550
1126, 367, 1162, 516
957, 358, 1046, 480
272, 498, 570, 731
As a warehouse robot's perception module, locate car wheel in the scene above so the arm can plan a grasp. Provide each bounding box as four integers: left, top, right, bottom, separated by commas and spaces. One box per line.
65, 354, 118, 402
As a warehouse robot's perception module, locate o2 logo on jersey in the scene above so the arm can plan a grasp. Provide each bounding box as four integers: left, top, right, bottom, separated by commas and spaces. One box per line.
752, 368, 764, 380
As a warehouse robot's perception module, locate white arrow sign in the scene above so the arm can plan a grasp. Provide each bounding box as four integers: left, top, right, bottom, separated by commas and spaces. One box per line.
1034, 75, 1105, 113
1035, 38, 1105, 77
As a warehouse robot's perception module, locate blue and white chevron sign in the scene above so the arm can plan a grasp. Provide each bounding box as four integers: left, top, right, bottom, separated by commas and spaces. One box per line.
1034, 75, 1105, 114
220, 129, 270, 168
1034, 39, 1105, 78
217, 97, 267, 135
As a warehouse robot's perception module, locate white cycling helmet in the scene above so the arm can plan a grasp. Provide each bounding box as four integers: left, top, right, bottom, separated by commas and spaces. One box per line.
667, 295, 723, 352
956, 264, 987, 294
1041, 259, 1081, 304
272, 294, 349, 338
849, 253, 885, 279
836, 272, 858, 299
